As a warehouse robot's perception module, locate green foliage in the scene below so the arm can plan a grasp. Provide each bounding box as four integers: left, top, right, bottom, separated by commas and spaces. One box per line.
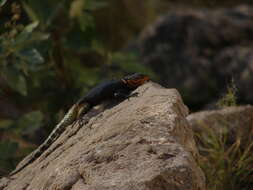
15, 111, 43, 135
217, 78, 237, 108
195, 124, 253, 190
0, 0, 7, 7
0, 141, 18, 174
0, 2, 48, 96
2, 66, 28, 95
0, 120, 13, 129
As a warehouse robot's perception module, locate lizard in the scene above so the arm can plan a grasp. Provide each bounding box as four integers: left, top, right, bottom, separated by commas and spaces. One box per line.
9, 73, 149, 176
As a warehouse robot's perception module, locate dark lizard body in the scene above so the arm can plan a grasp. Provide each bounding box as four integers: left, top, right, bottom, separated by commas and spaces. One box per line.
10, 73, 149, 176
76, 73, 149, 114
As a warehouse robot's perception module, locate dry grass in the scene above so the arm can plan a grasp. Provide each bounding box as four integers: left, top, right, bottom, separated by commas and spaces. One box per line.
195, 123, 253, 190
195, 79, 253, 190
217, 78, 237, 108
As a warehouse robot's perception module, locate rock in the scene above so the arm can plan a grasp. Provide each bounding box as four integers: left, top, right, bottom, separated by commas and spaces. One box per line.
187, 105, 253, 145
137, 5, 253, 109
0, 82, 205, 190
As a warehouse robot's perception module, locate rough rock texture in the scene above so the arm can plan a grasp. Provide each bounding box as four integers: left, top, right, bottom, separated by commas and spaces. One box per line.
137, 5, 253, 109
0, 82, 205, 190
187, 105, 253, 144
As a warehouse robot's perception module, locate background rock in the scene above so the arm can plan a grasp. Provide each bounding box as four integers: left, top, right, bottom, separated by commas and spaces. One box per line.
137, 5, 253, 110
187, 105, 253, 145
0, 82, 205, 190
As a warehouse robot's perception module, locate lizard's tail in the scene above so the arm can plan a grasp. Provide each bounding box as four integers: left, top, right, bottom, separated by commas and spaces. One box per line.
9, 103, 91, 176
9, 105, 79, 176
9, 148, 42, 176
9, 129, 63, 177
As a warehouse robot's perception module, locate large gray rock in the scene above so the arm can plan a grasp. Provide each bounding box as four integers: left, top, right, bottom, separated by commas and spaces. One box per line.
137, 5, 253, 109
0, 82, 205, 190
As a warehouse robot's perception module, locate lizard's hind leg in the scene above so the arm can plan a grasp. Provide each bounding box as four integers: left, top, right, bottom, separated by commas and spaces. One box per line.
77, 103, 91, 125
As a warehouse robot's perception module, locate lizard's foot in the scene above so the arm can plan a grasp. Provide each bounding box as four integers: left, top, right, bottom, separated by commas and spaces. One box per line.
127, 92, 139, 100
130, 92, 139, 97
77, 118, 84, 126
78, 117, 88, 126
114, 91, 139, 100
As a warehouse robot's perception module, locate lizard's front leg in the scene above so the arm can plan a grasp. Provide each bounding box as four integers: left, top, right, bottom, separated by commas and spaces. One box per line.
114, 89, 139, 100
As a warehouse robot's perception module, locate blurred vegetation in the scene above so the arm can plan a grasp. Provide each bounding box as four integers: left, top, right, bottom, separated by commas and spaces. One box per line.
217, 78, 237, 108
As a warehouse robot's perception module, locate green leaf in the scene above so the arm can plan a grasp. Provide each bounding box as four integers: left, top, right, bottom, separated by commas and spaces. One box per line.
16, 111, 43, 134
19, 48, 44, 65
2, 66, 27, 96
0, 141, 18, 160
24, 21, 39, 33
0, 0, 7, 7
15, 21, 39, 44
22, 2, 39, 22
15, 75, 27, 96
0, 120, 13, 129
85, 0, 107, 11
78, 14, 94, 31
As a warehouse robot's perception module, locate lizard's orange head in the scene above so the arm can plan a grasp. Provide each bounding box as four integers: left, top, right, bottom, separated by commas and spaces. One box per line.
122, 73, 149, 88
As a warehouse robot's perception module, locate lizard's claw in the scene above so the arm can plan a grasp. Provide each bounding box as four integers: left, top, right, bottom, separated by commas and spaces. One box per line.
127, 92, 139, 100
130, 92, 139, 97
78, 117, 89, 126
78, 118, 85, 126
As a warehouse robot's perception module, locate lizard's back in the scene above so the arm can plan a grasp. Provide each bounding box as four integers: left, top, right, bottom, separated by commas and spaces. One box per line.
79, 80, 127, 106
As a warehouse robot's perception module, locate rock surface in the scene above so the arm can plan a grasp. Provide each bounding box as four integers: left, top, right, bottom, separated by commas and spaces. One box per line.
0, 82, 205, 190
137, 5, 253, 109
187, 105, 253, 145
